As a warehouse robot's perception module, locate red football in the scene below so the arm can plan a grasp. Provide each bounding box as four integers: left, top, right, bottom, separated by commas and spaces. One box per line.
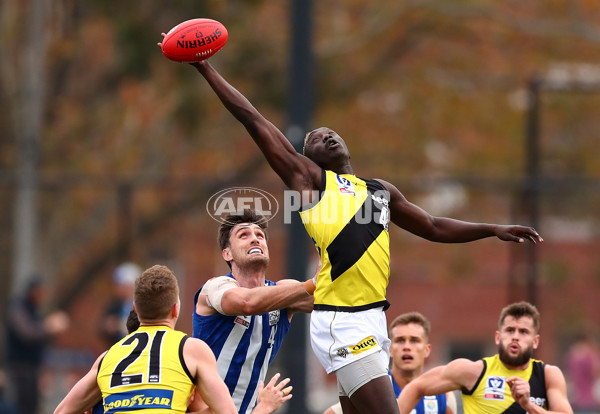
161, 18, 228, 62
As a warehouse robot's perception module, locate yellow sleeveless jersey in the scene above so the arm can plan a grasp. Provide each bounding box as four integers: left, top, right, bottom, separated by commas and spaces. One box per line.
462, 354, 548, 413
299, 170, 391, 311
97, 325, 194, 413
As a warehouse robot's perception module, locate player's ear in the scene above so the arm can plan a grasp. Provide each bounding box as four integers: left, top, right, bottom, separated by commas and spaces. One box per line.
424, 343, 432, 358
222, 247, 233, 262
172, 300, 180, 318
532, 334, 540, 350
494, 331, 501, 345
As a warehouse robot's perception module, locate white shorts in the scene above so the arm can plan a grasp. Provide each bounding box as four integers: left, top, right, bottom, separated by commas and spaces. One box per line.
309, 307, 391, 374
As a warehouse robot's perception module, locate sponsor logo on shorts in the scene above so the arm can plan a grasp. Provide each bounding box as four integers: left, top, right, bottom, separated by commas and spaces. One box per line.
349, 336, 378, 355
104, 389, 173, 413
484, 375, 505, 400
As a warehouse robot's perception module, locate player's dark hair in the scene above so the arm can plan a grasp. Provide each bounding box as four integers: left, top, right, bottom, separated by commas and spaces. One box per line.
217, 209, 268, 270
389, 311, 431, 341
498, 301, 540, 333
126, 309, 140, 334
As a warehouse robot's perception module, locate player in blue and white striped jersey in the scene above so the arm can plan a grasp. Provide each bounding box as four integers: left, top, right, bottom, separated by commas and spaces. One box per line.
192, 209, 316, 414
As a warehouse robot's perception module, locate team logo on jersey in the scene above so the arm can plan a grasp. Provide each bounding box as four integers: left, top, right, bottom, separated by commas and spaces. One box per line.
104, 389, 173, 413
268, 310, 280, 326
484, 375, 506, 400
349, 336, 378, 355
336, 175, 356, 196
234, 315, 251, 329
423, 396, 439, 414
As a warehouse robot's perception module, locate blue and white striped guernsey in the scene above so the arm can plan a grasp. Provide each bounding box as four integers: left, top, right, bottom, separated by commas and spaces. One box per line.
391, 371, 448, 414
192, 274, 291, 414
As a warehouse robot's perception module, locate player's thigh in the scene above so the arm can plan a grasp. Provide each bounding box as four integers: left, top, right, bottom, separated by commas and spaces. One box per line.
335, 351, 398, 413
350, 375, 399, 414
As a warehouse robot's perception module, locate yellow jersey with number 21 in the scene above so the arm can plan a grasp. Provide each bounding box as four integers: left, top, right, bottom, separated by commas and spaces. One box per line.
97, 325, 194, 414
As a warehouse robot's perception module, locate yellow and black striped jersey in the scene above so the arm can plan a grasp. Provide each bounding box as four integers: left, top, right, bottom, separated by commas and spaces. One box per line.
462, 354, 548, 413
97, 325, 194, 413
300, 169, 391, 312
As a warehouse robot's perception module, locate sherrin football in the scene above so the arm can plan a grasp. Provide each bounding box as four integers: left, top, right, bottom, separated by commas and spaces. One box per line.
161, 18, 228, 62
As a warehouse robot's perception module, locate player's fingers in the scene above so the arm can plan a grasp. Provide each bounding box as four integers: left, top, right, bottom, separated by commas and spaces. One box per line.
275, 377, 291, 391
267, 372, 281, 387
257, 380, 265, 393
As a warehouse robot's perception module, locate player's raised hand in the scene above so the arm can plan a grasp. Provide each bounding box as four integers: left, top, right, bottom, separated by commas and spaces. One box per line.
253, 373, 292, 414
494, 225, 543, 244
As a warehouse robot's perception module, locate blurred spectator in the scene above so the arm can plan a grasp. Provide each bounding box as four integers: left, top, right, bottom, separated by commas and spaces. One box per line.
566, 332, 600, 413
5, 277, 69, 414
97, 262, 141, 347
0, 369, 19, 414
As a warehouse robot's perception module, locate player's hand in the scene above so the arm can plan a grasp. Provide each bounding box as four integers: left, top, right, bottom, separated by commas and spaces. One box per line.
507, 376, 532, 409
494, 225, 543, 244
157, 32, 166, 48
254, 373, 292, 414
45, 310, 70, 334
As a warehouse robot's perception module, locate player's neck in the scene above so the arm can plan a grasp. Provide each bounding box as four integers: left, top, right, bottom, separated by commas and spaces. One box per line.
232, 267, 267, 288
391, 366, 424, 389
499, 357, 531, 371
140, 319, 175, 329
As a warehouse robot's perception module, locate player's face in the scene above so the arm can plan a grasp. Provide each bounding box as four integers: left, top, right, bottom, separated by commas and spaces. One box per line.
303, 127, 350, 169
495, 315, 540, 369
224, 223, 270, 269
389, 323, 431, 374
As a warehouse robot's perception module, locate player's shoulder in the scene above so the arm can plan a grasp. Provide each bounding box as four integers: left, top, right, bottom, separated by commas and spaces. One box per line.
203, 275, 240, 289
543, 362, 567, 382
183, 335, 214, 357
446, 358, 485, 379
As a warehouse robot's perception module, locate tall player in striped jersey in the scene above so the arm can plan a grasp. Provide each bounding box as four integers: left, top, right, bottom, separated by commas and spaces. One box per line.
192, 209, 316, 414
398, 302, 573, 414
55, 265, 292, 414
188, 59, 543, 414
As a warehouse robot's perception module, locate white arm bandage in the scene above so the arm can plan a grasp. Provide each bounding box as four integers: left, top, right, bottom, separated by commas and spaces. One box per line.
200, 276, 240, 315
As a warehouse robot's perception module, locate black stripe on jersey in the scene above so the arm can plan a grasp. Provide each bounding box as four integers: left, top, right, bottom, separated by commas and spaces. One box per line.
179, 335, 195, 382
501, 361, 547, 413
463, 359, 487, 395
326, 179, 388, 281
530, 361, 548, 408
313, 300, 390, 312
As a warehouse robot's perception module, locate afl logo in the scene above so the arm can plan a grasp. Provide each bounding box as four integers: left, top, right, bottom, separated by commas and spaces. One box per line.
206, 187, 279, 224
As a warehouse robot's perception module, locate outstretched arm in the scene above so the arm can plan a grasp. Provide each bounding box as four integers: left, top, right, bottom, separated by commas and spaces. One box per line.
54, 353, 104, 414
190, 60, 321, 192
379, 179, 543, 244
196, 276, 315, 317
398, 359, 482, 414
